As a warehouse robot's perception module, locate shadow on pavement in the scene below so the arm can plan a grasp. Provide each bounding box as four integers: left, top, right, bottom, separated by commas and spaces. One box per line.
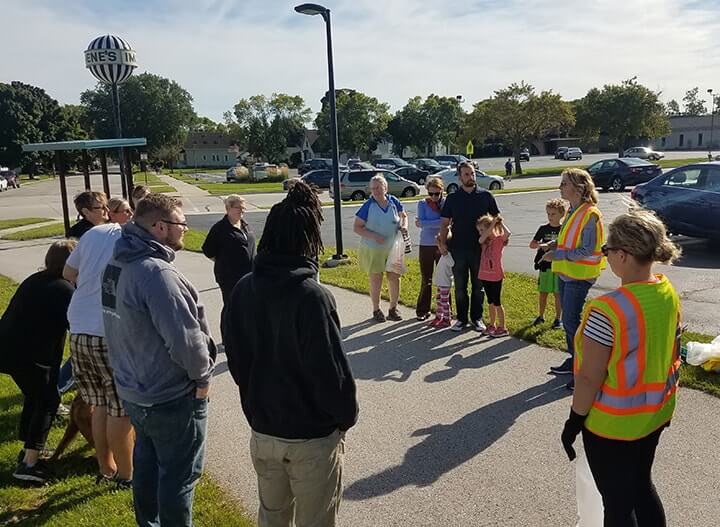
344, 376, 570, 500
345, 320, 530, 383
672, 236, 720, 269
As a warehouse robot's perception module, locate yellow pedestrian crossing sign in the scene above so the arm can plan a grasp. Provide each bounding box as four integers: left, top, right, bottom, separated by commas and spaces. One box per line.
466, 140, 474, 156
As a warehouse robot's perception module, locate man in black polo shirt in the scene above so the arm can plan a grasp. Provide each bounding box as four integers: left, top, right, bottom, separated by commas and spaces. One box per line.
439, 161, 500, 332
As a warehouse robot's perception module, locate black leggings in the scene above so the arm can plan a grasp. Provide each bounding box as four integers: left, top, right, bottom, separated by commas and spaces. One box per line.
482, 280, 503, 306
10, 364, 60, 451
583, 426, 667, 527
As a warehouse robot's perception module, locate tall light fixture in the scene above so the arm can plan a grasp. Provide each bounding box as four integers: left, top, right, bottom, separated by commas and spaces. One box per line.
295, 3, 345, 261
708, 88, 715, 161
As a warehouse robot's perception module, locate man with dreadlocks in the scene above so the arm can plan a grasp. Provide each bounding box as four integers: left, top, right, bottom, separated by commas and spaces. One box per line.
223, 180, 358, 527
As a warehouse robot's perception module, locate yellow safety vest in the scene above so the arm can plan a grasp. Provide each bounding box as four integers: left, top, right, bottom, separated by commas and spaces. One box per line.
552, 203, 605, 280
574, 274, 681, 441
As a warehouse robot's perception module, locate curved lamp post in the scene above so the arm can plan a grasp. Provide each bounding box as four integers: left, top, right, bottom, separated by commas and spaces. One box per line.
85, 35, 137, 198
295, 3, 345, 261
708, 88, 715, 161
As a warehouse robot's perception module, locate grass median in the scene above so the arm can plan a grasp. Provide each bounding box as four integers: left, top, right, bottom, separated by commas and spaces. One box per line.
0, 218, 53, 231
166, 173, 284, 195
0, 274, 254, 526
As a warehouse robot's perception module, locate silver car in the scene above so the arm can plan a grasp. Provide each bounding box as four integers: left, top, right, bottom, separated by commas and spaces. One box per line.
329, 169, 421, 201
623, 146, 664, 161
436, 168, 504, 193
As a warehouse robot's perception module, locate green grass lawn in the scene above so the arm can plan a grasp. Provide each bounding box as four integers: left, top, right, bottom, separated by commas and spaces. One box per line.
1, 223, 65, 241
132, 171, 176, 194
166, 173, 285, 195
0, 218, 53, 231
0, 275, 254, 526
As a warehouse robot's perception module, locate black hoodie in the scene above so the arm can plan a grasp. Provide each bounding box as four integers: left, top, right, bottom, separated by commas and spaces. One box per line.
222, 252, 358, 439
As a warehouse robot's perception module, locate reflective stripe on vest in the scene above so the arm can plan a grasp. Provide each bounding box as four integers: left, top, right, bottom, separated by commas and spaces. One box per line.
551, 203, 605, 280
574, 275, 681, 440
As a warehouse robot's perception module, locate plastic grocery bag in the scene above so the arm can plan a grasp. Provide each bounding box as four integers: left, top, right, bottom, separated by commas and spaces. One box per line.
576, 453, 603, 527
385, 232, 408, 275
686, 336, 720, 372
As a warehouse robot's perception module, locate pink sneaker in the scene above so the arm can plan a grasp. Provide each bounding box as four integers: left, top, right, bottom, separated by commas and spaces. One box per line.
491, 327, 509, 338
429, 317, 442, 327
435, 318, 451, 329
482, 325, 496, 336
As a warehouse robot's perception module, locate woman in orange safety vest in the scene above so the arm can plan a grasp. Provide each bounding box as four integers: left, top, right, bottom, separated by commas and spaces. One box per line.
561, 209, 682, 526
544, 169, 605, 389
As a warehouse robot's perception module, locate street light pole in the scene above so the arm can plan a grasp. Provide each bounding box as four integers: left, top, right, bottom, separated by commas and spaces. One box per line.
295, 3, 345, 261
708, 88, 715, 161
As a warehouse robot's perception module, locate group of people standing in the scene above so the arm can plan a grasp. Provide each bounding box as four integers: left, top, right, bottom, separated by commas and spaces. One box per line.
353, 162, 684, 525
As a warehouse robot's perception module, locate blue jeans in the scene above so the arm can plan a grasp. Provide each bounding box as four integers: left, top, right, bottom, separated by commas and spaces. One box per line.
123, 393, 208, 527
451, 247, 484, 323
558, 278, 593, 357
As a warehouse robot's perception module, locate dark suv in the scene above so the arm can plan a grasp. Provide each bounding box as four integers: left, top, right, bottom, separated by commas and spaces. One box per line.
298, 158, 332, 175
372, 158, 414, 170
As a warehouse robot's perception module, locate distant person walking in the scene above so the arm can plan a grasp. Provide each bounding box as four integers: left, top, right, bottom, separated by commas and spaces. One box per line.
63, 218, 133, 487
102, 194, 216, 526
224, 181, 358, 527
504, 158, 513, 181
562, 209, 681, 526
353, 174, 408, 322
545, 169, 606, 390
415, 177, 446, 321
0, 240, 77, 483
201, 194, 256, 315
439, 161, 500, 332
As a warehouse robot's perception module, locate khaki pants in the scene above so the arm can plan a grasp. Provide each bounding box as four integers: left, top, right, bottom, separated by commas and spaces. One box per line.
250, 429, 345, 527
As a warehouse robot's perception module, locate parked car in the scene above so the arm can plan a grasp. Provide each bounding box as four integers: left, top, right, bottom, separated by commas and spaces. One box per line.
519, 148, 530, 161
0, 175, 7, 192
299, 158, 332, 175
564, 147, 583, 161
347, 158, 374, 170
393, 166, 431, 185
587, 157, 662, 192
623, 146, 664, 161
329, 169, 420, 201
434, 154, 470, 168
413, 158, 444, 174
372, 157, 415, 170
554, 147, 569, 159
0, 169, 19, 189
435, 168, 504, 193
631, 162, 720, 240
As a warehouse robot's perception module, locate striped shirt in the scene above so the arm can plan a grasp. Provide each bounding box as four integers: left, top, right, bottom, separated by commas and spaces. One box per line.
583, 309, 614, 347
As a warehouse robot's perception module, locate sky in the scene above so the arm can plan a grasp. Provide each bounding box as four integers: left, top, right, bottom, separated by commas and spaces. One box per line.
3, 0, 720, 122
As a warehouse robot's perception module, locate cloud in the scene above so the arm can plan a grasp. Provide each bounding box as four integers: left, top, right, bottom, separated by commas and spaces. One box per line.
2, 0, 720, 122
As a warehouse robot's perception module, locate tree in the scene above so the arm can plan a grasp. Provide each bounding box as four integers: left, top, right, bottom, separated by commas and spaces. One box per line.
666, 99, 681, 116
0, 81, 79, 171
466, 82, 574, 174
575, 78, 670, 155
80, 73, 197, 155
387, 96, 424, 156
389, 95, 466, 156
151, 143, 183, 171
315, 89, 391, 156
229, 94, 311, 162
191, 116, 227, 134
682, 87, 707, 116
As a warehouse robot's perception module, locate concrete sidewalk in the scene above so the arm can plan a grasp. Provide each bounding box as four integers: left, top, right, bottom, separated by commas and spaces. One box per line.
1, 241, 718, 526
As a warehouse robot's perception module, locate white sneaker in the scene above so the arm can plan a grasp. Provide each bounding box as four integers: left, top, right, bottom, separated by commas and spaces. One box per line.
473, 319, 487, 332
450, 321, 467, 332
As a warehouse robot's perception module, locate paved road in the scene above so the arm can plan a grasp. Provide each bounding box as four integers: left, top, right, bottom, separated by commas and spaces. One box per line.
0, 242, 717, 526
188, 189, 720, 336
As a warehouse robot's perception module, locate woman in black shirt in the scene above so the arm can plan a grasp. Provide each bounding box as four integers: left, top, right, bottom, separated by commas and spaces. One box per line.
0, 240, 77, 483
202, 194, 257, 309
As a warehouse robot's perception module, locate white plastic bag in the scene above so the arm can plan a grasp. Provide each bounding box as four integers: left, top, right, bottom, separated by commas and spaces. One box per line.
686, 335, 720, 366
385, 232, 408, 275
576, 453, 603, 527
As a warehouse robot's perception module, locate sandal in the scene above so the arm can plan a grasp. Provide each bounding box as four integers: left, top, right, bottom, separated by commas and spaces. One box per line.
373, 309, 386, 322
387, 307, 402, 321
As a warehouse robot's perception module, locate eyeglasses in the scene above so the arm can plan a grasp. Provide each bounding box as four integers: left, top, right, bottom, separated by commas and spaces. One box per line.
428, 192, 442, 197
91, 205, 109, 210
601, 244, 619, 256
160, 219, 188, 228
113, 209, 132, 215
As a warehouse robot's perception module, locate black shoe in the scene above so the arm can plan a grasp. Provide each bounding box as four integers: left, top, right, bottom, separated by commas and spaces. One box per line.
115, 477, 132, 491
95, 471, 118, 485
566, 378, 575, 391
549, 357, 574, 375
372, 309, 386, 323
13, 460, 53, 484
532, 316, 545, 326
552, 319, 563, 329
387, 307, 402, 321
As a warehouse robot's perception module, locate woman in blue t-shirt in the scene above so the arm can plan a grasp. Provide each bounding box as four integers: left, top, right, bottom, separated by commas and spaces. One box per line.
353, 174, 408, 322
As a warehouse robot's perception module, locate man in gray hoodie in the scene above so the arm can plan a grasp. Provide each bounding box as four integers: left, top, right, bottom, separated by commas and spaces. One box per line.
101, 194, 216, 527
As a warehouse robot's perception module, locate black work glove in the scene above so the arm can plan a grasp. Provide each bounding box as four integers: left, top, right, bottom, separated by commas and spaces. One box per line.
561, 408, 586, 461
